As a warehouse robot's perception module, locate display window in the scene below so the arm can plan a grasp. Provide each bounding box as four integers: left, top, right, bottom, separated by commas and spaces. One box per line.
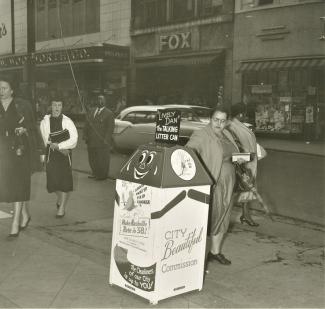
242, 67, 324, 138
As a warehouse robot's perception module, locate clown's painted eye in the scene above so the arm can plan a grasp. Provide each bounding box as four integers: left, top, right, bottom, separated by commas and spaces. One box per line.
138, 151, 147, 164
146, 152, 155, 164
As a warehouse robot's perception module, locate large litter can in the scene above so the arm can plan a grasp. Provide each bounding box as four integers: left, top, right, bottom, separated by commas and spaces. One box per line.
109, 144, 212, 304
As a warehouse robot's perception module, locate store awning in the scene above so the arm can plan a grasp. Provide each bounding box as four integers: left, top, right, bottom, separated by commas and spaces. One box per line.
237, 57, 325, 72
135, 52, 223, 68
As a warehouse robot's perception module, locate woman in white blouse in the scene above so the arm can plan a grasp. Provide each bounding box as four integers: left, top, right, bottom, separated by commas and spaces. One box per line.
40, 100, 78, 218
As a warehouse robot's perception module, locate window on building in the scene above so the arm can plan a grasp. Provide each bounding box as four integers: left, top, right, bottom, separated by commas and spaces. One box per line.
199, 0, 223, 16
132, 0, 166, 28
86, 0, 100, 33
72, 0, 85, 35
48, 0, 59, 39
59, 0, 71, 37
170, 0, 195, 21
36, 0, 46, 40
35, 0, 100, 41
240, 0, 273, 9
257, 0, 273, 5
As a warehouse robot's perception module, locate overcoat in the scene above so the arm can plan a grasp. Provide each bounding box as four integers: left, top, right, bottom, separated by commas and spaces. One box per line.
227, 118, 257, 177
186, 125, 239, 234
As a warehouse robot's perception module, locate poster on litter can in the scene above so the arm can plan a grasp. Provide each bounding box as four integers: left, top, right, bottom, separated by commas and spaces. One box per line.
155, 109, 181, 144
116, 180, 153, 254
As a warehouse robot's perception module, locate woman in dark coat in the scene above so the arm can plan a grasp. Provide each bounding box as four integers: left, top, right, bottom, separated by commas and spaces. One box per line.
40, 100, 78, 217
0, 78, 37, 236
187, 106, 240, 265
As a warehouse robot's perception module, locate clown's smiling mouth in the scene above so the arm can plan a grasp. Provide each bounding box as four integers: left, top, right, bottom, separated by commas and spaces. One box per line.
134, 168, 149, 179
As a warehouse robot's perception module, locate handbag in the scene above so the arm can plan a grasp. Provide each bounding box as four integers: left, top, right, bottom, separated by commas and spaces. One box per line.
49, 129, 70, 143
234, 163, 255, 192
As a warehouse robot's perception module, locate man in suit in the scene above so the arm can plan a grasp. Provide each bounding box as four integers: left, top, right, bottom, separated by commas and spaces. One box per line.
83, 94, 115, 180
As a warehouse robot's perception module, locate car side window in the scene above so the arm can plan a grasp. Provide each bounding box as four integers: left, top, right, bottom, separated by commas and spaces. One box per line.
123, 112, 137, 123
145, 112, 157, 123
123, 111, 157, 124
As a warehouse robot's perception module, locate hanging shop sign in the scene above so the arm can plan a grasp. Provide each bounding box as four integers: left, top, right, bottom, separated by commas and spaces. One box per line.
0, 44, 129, 68
159, 32, 191, 53
155, 109, 181, 144
0, 1, 12, 55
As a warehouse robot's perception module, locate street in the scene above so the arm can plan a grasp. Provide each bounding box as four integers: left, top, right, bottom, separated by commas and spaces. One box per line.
0, 143, 324, 308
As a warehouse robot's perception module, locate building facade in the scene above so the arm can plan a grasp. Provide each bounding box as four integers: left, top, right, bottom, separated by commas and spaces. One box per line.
129, 0, 234, 107
232, 0, 325, 139
0, 0, 131, 119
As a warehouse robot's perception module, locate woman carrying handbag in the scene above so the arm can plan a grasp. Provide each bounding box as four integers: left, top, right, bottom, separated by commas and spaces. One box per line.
40, 99, 78, 218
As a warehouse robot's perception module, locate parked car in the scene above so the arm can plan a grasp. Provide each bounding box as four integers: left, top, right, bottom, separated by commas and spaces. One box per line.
113, 105, 209, 152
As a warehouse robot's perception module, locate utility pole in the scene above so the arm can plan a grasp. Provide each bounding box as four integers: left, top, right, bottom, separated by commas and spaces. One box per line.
23, 0, 36, 114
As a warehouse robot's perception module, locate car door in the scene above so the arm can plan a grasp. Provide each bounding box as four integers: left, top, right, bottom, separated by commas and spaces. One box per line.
113, 111, 157, 151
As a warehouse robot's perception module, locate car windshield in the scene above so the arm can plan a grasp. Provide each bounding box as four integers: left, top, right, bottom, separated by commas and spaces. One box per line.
176, 109, 201, 122
120, 108, 202, 124
191, 107, 211, 118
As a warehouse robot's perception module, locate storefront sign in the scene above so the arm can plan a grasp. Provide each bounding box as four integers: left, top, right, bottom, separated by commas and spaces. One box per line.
0, 1, 12, 55
0, 45, 129, 68
155, 109, 181, 143
159, 32, 191, 53
251, 84, 272, 94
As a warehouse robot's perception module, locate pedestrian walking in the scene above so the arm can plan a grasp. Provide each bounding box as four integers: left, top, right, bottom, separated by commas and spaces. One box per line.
0, 78, 38, 237
40, 99, 78, 218
83, 94, 114, 180
186, 105, 241, 265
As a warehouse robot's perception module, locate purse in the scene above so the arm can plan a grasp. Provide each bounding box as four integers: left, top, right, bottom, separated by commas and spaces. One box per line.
234, 163, 255, 192
49, 129, 70, 143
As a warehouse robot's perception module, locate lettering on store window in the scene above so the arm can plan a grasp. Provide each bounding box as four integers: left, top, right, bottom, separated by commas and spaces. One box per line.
159, 32, 191, 52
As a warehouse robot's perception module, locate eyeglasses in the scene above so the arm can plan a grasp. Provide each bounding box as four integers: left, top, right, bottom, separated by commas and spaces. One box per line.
212, 117, 227, 124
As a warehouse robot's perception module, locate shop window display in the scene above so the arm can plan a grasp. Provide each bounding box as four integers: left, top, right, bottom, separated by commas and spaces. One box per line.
243, 68, 324, 138
255, 100, 290, 133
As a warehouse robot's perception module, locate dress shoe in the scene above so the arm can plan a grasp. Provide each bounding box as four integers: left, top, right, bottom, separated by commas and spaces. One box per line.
8, 227, 20, 237
95, 177, 108, 181
56, 212, 65, 218
240, 215, 259, 227
207, 252, 231, 265
88, 175, 96, 179
20, 216, 31, 230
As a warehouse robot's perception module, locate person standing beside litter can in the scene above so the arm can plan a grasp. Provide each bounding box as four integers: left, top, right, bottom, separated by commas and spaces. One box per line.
40, 99, 78, 218
186, 105, 240, 265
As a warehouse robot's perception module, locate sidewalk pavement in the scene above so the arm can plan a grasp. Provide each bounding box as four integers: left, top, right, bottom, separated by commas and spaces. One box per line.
0, 138, 324, 308
257, 137, 325, 156
0, 170, 324, 308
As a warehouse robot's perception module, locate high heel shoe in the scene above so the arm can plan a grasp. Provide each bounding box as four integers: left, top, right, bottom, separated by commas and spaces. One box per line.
20, 216, 31, 230
56, 211, 65, 218
8, 226, 20, 237
240, 215, 259, 227
207, 252, 231, 265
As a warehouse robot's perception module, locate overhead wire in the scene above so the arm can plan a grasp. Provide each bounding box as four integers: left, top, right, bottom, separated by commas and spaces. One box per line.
55, 4, 110, 144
